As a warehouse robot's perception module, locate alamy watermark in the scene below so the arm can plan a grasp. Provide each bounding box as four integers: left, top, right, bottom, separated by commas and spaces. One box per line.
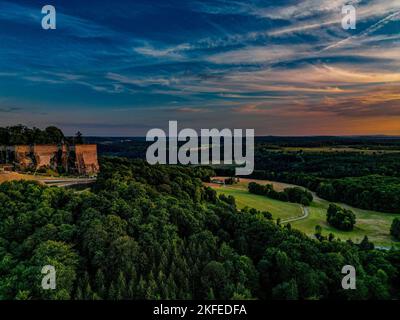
342, 5, 357, 30
41, 265, 56, 290
146, 121, 254, 175
341, 265, 356, 290
39, 3, 357, 31
41, 5, 56, 30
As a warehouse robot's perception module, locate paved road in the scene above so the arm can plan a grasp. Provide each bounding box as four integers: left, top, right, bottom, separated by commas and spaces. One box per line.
281, 206, 309, 223
43, 178, 96, 187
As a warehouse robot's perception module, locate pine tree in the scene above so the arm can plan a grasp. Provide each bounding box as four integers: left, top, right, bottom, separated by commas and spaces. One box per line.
116, 272, 127, 299
145, 272, 158, 299
136, 276, 147, 299
108, 282, 118, 300
75, 287, 84, 300
127, 279, 136, 299
166, 274, 177, 300
95, 269, 107, 298
84, 283, 94, 300
207, 288, 215, 300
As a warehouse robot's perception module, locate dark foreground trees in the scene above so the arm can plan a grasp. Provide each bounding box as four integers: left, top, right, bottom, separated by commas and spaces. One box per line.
0, 158, 398, 300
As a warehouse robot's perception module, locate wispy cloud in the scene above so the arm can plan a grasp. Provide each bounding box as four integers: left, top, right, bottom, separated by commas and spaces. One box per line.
0, 106, 21, 113
206, 45, 310, 64
134, 43, 192, 59
322, 10, 400, 51
0, 0, 399, 135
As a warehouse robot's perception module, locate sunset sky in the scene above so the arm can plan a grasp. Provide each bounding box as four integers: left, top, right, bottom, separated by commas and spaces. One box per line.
0, 0, 399, 136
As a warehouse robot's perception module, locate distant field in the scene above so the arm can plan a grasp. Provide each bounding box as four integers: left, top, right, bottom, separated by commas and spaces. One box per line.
293, 198, 399, 247
215, 187, 303, 221
280, 147, 400, 154
210, 178, 400, 248
206, 177, 297, 192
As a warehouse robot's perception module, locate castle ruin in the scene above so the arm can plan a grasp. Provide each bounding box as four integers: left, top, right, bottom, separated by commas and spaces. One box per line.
0, 144, 99, 176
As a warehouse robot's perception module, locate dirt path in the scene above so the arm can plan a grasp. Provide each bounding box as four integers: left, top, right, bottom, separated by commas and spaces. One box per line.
208, 177, 310, 223
281, 206, 309, 223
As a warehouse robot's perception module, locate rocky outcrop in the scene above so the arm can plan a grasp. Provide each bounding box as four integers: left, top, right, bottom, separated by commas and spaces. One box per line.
0, 144, 99, 176
33, 145, 59, 168
14, 145, 33, 168
73, 145, 100, 175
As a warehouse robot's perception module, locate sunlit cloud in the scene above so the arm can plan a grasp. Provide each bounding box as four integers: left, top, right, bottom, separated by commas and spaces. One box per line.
0, 0, 399, 135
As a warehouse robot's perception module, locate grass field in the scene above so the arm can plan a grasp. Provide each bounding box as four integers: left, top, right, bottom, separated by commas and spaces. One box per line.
0, 172, 50, 184
210, 178, 400, 248
215, 187, 303, 221
280, 147, 400, 154
0, 172, 91, 186
293, 198, 399, 247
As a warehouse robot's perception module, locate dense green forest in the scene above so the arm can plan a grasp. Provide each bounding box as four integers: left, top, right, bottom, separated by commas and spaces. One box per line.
0, 158, 399, 300
316, 175, 400, 213
253, 148, 400, 179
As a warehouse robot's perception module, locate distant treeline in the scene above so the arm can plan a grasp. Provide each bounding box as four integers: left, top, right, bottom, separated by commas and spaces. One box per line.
253, 148, 400, 179
0, 125, 83, 145
248, 182, 313, 206
89, 136, 400, 151
317, 175, 400, 213
254, 136, 400, 149
88, 138, 149, 159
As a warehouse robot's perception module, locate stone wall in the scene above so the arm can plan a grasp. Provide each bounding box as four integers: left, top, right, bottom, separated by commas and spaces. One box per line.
0, 144, 99, 176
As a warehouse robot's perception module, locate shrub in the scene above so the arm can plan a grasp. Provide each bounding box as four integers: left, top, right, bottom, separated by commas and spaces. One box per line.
326, 204, 356, 231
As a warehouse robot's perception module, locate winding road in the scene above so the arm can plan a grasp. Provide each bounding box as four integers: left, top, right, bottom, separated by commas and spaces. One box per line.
281, 206, 309, 223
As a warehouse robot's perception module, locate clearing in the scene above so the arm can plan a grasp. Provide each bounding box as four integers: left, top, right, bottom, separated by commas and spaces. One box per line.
208, 177, 399, 248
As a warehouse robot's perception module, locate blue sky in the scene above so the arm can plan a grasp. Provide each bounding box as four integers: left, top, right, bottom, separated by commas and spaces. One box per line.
0, 0, 399, 136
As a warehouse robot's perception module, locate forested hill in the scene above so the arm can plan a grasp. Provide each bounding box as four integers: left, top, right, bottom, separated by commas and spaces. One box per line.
0, 157, 399, 300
